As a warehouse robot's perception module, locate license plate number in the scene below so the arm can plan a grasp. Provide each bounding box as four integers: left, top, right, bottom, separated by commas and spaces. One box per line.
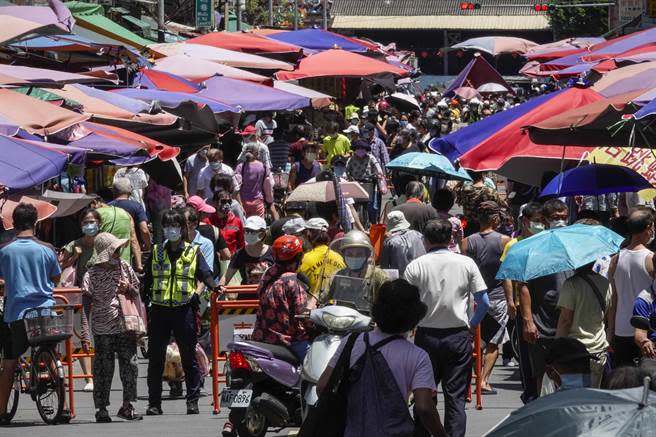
220, 389, 252, 408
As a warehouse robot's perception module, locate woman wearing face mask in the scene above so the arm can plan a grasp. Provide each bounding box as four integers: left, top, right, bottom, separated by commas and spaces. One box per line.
207, 190, 244, 256
346, 140, 388, 225
288, 143, 321, 190
323, 230, 389, 312
234, 144, 275, 220
142, 209, 219, 416
59, 207, 102, 392
219, 216, 273, 298
80, 232, 142, 422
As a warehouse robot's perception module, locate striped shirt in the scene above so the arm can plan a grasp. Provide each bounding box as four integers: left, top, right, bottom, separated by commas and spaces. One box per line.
81, 260, 140, 337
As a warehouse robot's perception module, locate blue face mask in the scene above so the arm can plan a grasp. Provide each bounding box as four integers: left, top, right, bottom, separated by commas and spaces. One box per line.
81, 223, 99, 237
163, 226, 182, 242
559, 373, 591, 390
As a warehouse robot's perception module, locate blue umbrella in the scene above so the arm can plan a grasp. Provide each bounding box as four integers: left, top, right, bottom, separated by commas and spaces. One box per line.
386, 152, 472, 181
496, 224, 624, 282
540, 164, 652, 198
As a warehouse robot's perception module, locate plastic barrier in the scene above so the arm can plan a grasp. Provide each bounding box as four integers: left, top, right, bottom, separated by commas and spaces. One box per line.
466, 325, 483, 410
51, 287, 95, 418
209, 284, 258, 414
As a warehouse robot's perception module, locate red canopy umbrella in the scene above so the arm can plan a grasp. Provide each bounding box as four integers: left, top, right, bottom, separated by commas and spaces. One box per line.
457, 88, 603, 180
275, 49, 408, 81
187, 32, 303, 55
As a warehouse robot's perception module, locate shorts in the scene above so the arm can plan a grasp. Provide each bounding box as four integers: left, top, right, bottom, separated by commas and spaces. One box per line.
1, 321, 29, 360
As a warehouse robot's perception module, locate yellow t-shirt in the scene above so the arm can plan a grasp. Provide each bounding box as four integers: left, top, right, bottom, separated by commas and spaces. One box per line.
298, 245, 346, 298
500, 236, 522, 262
322, 134, 352, 165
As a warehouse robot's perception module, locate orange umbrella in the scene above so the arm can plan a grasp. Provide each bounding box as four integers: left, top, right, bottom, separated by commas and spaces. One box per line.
0, 89, 88, 136
1, 196, 57, 230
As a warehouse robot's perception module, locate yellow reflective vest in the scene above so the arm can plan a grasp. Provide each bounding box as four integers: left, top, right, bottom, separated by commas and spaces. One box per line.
151, 242, 198, 306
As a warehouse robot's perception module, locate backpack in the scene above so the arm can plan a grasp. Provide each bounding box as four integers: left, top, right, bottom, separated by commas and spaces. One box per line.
345, 332, 415, 437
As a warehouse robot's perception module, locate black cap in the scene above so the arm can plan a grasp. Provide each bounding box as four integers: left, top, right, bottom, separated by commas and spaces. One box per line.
331, 155, 347, 166
352, 139, 371, 151
361, 122, 375, 132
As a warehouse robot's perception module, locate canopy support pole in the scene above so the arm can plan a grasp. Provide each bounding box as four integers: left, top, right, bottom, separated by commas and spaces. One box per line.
557, 145, 566, 195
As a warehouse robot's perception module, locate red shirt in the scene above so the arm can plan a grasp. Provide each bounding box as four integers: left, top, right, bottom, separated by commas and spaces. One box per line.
206, 212, 244, 255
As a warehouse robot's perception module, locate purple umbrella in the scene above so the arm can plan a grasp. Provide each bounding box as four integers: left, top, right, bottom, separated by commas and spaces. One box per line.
197, 75, 310, 111
0, 134, 69, 190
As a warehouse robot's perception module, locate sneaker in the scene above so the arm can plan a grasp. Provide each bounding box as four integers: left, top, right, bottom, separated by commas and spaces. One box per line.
83, 381, 94, 392
222, 421, 235, 437
95, 409, 112, 423
186, 400, 199, 415
503, 358, 517, 367
117, 405, 143, 421
146, 405, 163, 416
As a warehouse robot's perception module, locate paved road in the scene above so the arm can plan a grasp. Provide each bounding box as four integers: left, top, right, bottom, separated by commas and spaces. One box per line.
3, 356, 523, 437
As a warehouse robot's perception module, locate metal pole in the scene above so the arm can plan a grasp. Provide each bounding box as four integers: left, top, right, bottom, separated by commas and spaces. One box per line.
322, 0, 327, 29
443, 30, 449, 75
224, 0, 229, 30
268, 0, 274, 26
236, 0, 242, 31
294, 0, 298, 30
157, 0, 165, 42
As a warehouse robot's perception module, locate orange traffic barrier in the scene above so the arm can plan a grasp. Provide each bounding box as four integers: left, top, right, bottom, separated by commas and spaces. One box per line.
52, 287, 95, 418
210, 285, 259, 414
466, 325, 483, 410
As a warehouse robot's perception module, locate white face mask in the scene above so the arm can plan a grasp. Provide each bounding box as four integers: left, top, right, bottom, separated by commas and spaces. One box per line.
344, 256, 367, 270
305, 152, 317, 162
548, 219, 567, 229
245, 232, 262, 246
528, 221, 545, 235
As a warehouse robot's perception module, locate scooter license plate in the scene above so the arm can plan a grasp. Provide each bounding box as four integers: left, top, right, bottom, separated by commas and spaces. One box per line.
220, 389, 253, 408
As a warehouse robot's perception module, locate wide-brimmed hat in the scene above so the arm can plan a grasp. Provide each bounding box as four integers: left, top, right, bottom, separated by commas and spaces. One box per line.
240, 125, 257, 136
93, 232, 127, 265
387, 211, 411, 233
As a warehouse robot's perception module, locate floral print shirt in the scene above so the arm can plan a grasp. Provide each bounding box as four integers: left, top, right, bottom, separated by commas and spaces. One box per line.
252, 264, 308, 346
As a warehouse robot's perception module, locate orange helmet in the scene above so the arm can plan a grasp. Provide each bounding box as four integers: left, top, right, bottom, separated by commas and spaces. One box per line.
272, 235, 304, 262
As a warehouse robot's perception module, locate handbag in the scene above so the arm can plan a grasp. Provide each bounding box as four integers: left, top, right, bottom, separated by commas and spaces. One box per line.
298, 332, 359, 437
117, 264, 147, 337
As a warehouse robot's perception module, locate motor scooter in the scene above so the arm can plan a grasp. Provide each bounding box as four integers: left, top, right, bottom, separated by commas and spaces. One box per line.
223, 305, 370, 437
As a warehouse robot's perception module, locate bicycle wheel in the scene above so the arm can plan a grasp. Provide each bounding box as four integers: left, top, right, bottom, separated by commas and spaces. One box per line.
33, 347, 65, 425
0, 356, 19, 421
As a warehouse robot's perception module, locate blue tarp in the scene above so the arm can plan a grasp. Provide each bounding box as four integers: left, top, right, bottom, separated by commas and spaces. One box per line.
429, 90, 564, 162
267, 29, 367, 52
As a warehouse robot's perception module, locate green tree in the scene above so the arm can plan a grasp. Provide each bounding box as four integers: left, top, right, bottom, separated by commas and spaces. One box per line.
547, 3, 609, 39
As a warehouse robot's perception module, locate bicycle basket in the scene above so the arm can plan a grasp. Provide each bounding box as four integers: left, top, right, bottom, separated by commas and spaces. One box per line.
23, 306, 74, 345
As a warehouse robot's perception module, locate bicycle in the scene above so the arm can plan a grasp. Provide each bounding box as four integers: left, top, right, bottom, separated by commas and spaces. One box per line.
0, 305, 74, 424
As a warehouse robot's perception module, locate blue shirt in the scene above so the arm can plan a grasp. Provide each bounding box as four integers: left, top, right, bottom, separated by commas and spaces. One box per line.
0, 237, 61, 322
192, 230, 214, 272
633, 286, 656, 342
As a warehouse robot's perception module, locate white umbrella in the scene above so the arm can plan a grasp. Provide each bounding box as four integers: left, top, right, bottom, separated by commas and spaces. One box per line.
477, 82, 509, 93
287, 180, 369, 203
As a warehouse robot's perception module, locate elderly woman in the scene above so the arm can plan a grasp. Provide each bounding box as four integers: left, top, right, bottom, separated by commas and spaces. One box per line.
81, 232, 142, 423
235, 143, 275, 220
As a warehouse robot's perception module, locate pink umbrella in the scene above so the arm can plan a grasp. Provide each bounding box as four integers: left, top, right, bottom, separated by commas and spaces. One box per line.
0, 0, 74, 45
149, 42, 294, 71
591, 61, 656, 97
453, 86, 481, 100
153, 55, 269, 83
0, 64, 110, 85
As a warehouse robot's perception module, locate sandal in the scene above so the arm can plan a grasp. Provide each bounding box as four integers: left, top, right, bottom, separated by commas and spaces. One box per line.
481, 387, 498, 395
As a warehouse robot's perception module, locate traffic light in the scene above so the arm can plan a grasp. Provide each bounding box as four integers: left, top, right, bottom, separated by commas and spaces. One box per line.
460, 2, 481, 10
534, 3, 556, 11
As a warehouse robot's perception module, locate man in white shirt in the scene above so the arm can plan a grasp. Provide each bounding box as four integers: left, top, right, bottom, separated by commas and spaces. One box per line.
255, 112, 277, 146
183, 145, 209, 199
196, 149, 235, 200
404, 218, 489, 437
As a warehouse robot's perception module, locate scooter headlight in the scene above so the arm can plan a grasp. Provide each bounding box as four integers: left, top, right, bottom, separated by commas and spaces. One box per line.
321, 312, 356, 330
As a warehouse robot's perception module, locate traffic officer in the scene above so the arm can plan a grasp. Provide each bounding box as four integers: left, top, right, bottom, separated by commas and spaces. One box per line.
144, 208, 219, 416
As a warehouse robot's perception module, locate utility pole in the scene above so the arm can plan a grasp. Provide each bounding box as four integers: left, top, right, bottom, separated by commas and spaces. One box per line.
236, 0, 242, 31
293, 0, 298, 29
268, 0, 273, 26
224, 0, 229, 30
322, 0, 327, 29
157, 0, 165, 42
